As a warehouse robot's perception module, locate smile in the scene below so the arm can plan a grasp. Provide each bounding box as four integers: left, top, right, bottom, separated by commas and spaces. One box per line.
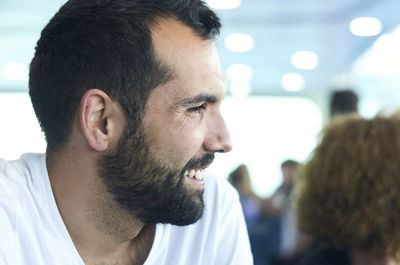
183, 168, 206, 188
184, 168, 205, 181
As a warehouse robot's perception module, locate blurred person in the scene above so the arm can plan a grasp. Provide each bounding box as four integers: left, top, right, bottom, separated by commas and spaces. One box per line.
268, 160, 311, 265
229, 164, 262, 225
269, 160, 299, 214
229, 164, 288, 265
296, 115, 400, 265
330, 89, 359, 118
276, 160, 300, 259
0, 0, 253, 264
260, 160, 299, 220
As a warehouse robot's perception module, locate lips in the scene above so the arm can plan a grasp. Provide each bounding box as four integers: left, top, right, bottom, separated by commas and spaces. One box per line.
184, 168, 205, 181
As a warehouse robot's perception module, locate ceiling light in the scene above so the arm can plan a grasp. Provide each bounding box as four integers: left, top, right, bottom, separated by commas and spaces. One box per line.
291, 50, 319, 70
2, 62, 29, 81
349, 17, 382, 37
206, 0, 241, 10
281, 73, 305, 92
227, 64, 253, 82
225, 33, 254, 52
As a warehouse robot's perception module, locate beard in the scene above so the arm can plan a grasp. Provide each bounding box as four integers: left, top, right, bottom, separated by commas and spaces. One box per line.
98, 122, 214, 226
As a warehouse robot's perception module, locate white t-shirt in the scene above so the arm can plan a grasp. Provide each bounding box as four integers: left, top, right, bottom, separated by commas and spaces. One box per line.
0, 153, 253, 265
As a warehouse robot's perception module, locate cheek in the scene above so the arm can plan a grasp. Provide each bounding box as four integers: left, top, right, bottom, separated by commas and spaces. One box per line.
151, 126, 204, 165
143, 107, 206, 166
166, 127, 204, 156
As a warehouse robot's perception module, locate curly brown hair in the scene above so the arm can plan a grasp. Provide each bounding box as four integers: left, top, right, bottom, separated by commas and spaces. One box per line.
296, 114, 400, 259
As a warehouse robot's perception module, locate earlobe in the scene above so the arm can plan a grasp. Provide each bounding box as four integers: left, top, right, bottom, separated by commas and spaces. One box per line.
79, 89, 112, 152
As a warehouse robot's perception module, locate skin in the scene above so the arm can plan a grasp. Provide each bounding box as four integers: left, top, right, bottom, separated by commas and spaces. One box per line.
282, 166, 294, 186
47, 18, 232, 265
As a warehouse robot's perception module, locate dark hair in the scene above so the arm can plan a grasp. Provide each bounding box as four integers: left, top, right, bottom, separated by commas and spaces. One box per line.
228, 164, 250, 187
330, 89, 359, 117
29, 0, 221, 153
281, 159, 299, 169
228, 164, 256, 198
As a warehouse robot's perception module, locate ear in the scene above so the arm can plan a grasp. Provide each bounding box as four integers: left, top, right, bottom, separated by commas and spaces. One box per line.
79, 89, 119, 152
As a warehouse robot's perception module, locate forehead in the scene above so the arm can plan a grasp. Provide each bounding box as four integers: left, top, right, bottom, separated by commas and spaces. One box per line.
149, 18, 226, 99
151, 18, 212, 63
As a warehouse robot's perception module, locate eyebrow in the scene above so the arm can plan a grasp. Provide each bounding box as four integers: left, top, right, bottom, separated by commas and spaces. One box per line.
177, 93, 218, 107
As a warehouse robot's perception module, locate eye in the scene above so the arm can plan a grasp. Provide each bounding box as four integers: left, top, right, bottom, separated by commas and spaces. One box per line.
188, 103, 206, 114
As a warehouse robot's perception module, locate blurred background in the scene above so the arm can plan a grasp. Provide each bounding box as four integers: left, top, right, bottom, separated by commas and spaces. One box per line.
1, 0, 400, 197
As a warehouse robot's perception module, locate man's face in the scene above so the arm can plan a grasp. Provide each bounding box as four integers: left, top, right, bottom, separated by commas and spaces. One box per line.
98, 19, 232, 226
282, 166, 294, 186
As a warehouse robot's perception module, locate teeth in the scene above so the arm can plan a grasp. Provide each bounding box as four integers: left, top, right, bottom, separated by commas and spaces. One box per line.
185, 169, 205, 180
195, 169, 204, 180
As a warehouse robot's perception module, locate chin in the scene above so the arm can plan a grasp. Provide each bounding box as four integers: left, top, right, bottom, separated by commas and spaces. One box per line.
165, 189, 205, 226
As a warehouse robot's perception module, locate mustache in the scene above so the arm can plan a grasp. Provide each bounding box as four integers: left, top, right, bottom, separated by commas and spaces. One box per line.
182, 153, 215, 173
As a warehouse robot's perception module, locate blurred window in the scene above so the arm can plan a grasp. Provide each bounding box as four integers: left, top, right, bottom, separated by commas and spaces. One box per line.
0, 92, 45, 159
208, 96, 322, 197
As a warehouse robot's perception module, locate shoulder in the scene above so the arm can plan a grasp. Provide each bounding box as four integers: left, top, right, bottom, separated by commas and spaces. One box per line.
0, 153, 45, 219
0, 157, 28, 198
0, 153, 44, 195
0, 154, 45, 261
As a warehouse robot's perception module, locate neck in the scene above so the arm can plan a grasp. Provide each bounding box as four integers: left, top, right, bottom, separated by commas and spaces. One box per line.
47, 148, 155, 265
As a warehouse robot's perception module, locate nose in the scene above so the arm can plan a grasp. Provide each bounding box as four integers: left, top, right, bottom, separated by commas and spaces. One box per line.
203, 112, 233, 153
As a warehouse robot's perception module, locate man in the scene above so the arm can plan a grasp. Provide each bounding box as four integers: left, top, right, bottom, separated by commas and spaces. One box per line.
272, 159, 299, 210
261, 160, 299, 217
329, 89, 359, 118
0, 0, 253, 264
